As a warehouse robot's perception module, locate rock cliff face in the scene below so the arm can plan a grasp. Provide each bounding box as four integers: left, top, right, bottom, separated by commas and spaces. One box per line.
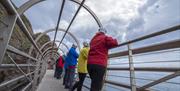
0, 3, 52, 88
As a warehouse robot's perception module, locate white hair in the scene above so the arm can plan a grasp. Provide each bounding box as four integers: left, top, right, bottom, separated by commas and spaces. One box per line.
99, 28, 107, 34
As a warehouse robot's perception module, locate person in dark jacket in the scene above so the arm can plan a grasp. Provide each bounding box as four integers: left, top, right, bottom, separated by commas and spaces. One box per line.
65, 44, 79, 90
87, 28, 118, 91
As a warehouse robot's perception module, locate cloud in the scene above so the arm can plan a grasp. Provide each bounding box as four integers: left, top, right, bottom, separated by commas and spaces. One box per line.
12, 0, 180, 48
127, 0, 159, 32
59, 20, 69, 29
127, 0, 180, 40
69, 0, 145, 43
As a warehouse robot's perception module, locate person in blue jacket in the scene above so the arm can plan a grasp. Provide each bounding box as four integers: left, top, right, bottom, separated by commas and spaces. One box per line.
65, 44, 79, 90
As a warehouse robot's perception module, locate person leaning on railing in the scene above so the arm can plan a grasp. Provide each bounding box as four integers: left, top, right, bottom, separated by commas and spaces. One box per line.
71, 42, 90, 91
87, 28, 118, 91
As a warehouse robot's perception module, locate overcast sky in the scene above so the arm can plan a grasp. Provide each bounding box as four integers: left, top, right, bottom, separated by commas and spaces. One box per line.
12, 0, 180, 53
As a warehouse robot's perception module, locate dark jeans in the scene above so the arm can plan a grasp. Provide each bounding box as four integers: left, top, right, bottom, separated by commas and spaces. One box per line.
87, 64, 106, 91
64, 68, 75, 90
57, 67, 63, 79
54, 66, 63, 79
54, 66, 58, 77
72, 73, 87, 91
63, 68, 69, 86
68, 68, 76, 90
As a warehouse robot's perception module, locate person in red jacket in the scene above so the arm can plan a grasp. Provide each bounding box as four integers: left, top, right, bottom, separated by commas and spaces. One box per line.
87, 28, 118, 91
55, 55, 64, 79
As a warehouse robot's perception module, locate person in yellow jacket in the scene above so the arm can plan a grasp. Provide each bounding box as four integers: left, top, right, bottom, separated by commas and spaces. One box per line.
71, 42, 90, 91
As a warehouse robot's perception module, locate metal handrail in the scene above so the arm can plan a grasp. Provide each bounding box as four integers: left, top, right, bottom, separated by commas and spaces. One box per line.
111, 25, 180, 48
1, 0, 180, 91
0, 71, 35, 88
0, 0, 42, 54
6, 45, 39, 61
103, 26, 180, 91
109, 39, 180, 58
0, 64, 36, 68
107, 67, 180, 72
83, 26, 180, 90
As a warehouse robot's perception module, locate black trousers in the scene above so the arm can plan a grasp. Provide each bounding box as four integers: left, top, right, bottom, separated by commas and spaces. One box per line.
72, 73, 87, 91
57, 67, 63, 79
63, 68, 69, 86
54, 66, 63, 79
87, 64, 106, 91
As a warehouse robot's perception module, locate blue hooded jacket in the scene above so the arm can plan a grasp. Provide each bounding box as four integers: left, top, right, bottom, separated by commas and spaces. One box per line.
65, 47, 79, 67
62, 55, 68, 69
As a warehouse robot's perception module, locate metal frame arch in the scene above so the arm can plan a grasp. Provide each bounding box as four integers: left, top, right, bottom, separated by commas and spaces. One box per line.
44, 50, 60, 58
17, 0, 46, 15
35, 29, 80, 50
28, 28, 80, 56
41, 47, 65, 57
43, 52, 59, 66
17, 0, 102, 27
36, 41, 68, 60
44, 54, 59, 61
43, 50, 60, 61
43, 50, 59, 60
40, 41, 69, 52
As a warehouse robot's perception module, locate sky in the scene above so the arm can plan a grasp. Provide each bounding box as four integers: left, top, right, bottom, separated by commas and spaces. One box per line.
12, 0, 180, 53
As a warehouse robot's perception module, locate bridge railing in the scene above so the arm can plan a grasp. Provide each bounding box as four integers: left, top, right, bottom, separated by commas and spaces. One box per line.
83, 25, 180, 91
0, 0, 180, 91
0, 0, 52, 91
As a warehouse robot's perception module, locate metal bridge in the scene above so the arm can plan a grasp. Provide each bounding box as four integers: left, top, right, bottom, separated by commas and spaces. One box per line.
0, 0, 180, 91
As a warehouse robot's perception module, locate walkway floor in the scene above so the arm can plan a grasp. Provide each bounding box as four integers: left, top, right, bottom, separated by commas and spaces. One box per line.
37, 70, 67, 91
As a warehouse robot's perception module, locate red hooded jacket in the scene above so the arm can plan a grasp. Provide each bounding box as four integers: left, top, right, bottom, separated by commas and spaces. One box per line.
57, 56, 64, 68
88, 32, 118, 67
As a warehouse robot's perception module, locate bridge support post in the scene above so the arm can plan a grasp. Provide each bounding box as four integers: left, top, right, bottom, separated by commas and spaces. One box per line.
127, 44, 137, 91
39, 59, 46, 82
0, 15, 17, 65
32, 55, 41, 91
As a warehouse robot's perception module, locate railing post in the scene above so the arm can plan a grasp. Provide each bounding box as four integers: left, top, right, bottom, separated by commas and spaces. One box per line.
0, 15, 17, 64
39, 59, 46, 82
127, 44, 137, 91
32, 55, 41, 91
